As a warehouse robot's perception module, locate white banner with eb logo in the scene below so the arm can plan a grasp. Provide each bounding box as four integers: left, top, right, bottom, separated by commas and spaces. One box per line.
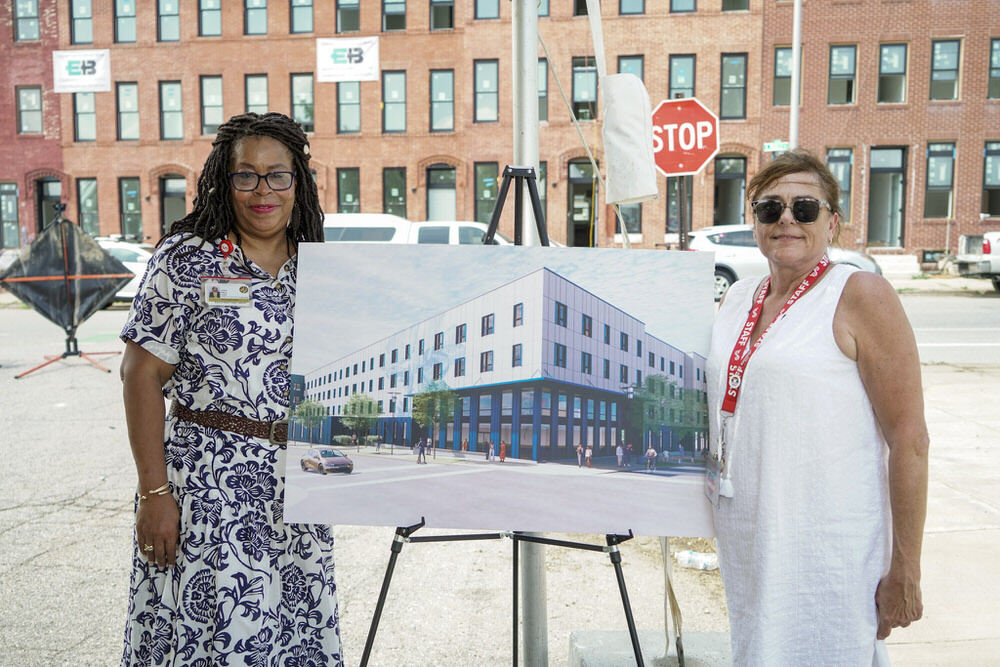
316, 37, 379, 83
52, 50, 111, 93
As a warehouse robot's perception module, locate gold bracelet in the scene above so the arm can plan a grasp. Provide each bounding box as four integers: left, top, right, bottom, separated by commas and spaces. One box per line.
138, 482, 171, 502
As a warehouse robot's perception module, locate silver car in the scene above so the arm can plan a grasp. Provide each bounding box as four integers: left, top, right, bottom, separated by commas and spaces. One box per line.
687, 225, 882, 301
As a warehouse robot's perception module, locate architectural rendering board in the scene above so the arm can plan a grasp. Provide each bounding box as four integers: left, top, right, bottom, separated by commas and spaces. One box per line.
285, 244, 716, 536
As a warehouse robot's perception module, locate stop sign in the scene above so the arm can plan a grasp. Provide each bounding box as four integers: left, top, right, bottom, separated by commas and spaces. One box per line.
651, 97, 720, 177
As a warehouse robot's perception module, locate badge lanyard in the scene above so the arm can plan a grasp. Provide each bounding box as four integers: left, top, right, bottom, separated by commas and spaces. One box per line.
715, 256, 830, 486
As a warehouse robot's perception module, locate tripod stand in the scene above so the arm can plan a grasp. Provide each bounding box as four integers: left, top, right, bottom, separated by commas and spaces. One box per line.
482, 165, 550, 247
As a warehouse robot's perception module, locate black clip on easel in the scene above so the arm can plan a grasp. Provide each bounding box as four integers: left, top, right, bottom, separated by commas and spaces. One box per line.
361, 169, 650, 666
482, 165, 550, 247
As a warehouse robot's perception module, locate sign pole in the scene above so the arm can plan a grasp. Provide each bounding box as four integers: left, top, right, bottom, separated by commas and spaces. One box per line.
789, 0, 802, 149
678, 175, 688, 251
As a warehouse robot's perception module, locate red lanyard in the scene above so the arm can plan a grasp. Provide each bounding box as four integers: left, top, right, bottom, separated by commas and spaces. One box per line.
721, 256, 830, 415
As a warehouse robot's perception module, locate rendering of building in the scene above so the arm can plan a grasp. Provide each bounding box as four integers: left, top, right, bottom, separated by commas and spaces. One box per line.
2, 1, 997, 264
299, 267, 707, 462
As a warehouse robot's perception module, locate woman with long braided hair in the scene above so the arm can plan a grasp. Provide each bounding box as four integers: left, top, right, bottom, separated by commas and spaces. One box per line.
119, 113, 343, 665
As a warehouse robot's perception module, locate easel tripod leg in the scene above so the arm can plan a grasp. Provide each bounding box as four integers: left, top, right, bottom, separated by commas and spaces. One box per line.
360, 524, 415, 667
607, 535, 644, 667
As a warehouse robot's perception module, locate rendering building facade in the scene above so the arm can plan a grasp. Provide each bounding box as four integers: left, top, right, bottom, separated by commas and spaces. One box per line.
300, 267, 708, 461
2, 1, 997, 262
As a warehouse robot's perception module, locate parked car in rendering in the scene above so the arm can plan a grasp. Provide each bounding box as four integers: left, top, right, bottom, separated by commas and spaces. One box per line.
300, 448, 354, 475
687, 224, 883, 300
323, 213, 514, 245
95, 237, 154, 304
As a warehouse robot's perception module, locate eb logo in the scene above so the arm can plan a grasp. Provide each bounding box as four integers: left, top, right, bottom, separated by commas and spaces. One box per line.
66, 60, 97, 76
331, 47, 364, 65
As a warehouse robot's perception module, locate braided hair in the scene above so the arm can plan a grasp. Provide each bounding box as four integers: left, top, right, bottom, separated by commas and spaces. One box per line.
166, 112, 323, 256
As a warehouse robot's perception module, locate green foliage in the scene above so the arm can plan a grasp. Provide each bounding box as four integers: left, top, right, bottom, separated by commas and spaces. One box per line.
340, 392, 381, 438
293, 398, 326, 430
631, 373, 708, 447
411, 381, 458, 430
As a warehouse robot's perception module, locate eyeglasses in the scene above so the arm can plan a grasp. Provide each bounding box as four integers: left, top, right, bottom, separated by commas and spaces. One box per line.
228, 171, 295, 192
750, 197, 831, 224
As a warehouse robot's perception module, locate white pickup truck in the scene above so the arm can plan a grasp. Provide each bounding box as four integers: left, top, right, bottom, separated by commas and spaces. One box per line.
955, 231, 1000, 291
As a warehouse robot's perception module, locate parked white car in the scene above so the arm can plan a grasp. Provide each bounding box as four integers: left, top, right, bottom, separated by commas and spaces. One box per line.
323, 213, 514, 245
954, 230, 1000, 292
95, 237, 154, 303
687, 225, 882, 301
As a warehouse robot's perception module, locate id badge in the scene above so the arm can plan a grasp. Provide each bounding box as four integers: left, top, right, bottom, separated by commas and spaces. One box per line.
202, 277, 252, 308
705, 456, 722, 507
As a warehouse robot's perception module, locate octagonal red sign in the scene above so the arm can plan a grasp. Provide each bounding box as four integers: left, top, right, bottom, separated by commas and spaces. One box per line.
651, 97, 720, 177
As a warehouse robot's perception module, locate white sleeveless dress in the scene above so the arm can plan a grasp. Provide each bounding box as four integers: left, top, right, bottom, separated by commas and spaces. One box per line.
706, 264, 891, 666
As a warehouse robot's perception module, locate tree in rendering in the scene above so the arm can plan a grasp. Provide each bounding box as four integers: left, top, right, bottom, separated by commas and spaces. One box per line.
411, 381, 457, 443
340, 392, 381, 444
292, 398, 326, 444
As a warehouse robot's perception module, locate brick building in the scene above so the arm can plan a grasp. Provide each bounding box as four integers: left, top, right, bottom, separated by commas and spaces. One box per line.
2, 1, 997, 260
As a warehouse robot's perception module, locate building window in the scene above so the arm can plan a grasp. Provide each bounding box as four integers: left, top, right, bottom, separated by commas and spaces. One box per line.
826, 148, 852, 222
390, 373, 397, 388
480, 350, 494, 372
616, 203, 641, 234
648, 351, 655, 368
337, 168, 360, 213
14, 0, 39, 40
159, 81, 183, 140
510, 303, 523, 327
336, 0, 359, 32
115, 0, 137, 42
382, 71, 406, 133
160, 175, 185, 236
71, 0, 93, 44
482, 313, 495, 336
603, 358, 610, 379
721, 53, 747, 118
291, 73, 314, 132
119, 177, 142, 239
384, 0, 406, 30
878, 44, 907, 104
455, 357, 465, 377
158, 0, 180, 41
456, 323, 467, 343
554, 301, 567, 327
333, 81, 360, 133
828, 45, 856, 105
199, 0, 222, 36
572, 56, 598, 120
200, 76, 223, 135
983, 142, 1000, 217
512, 344, 523, 367
538, 59, 548, 122
714, 155, 747, 225
434, 332, 444, 350
619, 364, 629, 384
405, 344, 410, 360
581, 314, 592, 337
245, 0, 266, 35
636, 369, 642, 385
16, 87, 42, 135
773, 47, 792, 106
73, 93, 96, 142
930, 40, 960, 101
620, 0, 644, 14
990, 40, 1000, 99
666, 175, 692, 233
670, 0, 695, 12
426, 164, 455, 220
246, 74, 268, 114
474, 163, 498, 223
636, 339, 642, 357
603, 324, 610, 344
620, 332, 629, 351
430, 70, 454, 132
430, 0, 453, 30
474, 60, 499, 123
924, 142, 955, 218
117, 83, 139, 140
554, 343, 567, 369
669, 55, 695, 99
581, 351, 592, 374
290, 0, 313, 33
383, 168, 406, 218
722, 0, 747, 8
618, 55, 644, 81
379, 353, 385, 367
391, 348, 398, 363
77, 178, 99, 237
433, 363, 442, 380
476, 0, 499, 19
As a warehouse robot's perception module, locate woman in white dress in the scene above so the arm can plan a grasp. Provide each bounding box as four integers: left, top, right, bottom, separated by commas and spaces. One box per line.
706, 150, 927, 665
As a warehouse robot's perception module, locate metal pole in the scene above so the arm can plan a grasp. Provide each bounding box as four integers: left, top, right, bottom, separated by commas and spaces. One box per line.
789, 0, 802, 149
513, 1, 547, 664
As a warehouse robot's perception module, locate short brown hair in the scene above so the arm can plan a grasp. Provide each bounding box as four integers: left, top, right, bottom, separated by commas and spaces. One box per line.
747, 149, 842, 241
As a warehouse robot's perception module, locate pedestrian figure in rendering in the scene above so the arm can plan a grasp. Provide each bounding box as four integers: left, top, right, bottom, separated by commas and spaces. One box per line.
706, 149, 928, 664
119, 113, 342, 664
626, 442, 634, 468
489, 440, 495, 462
616, 443, 624, 468
585, 445, 593, 468
645, 444, 657, 471
576, 443, 584, 467
499, 440, 507, 462
417, 438, 426, 464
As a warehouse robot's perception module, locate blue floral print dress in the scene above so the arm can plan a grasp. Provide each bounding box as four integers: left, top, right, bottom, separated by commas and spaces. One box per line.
120, 234, 342, 666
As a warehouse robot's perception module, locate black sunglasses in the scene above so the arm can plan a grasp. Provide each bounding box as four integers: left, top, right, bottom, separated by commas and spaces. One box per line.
750, 197, 831, 224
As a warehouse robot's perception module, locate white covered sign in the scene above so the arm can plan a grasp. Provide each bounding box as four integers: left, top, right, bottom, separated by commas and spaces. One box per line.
52, 50, 111, 93
316, 37, 379, 83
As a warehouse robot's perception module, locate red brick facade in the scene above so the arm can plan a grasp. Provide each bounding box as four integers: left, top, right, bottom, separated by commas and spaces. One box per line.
2, 1, 998, 257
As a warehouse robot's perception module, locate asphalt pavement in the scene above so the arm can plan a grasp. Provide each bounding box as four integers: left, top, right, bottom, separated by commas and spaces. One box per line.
0, 274, 998, 665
